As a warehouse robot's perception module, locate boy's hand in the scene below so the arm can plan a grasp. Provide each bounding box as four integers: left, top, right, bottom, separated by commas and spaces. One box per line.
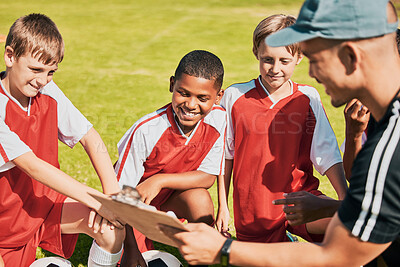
94, 205, 125, 230
88, 209, 115, 233
216, 205, 231, 238
344, 99, 370, 139
136, 178, 162, 205
273, 191, 340, 225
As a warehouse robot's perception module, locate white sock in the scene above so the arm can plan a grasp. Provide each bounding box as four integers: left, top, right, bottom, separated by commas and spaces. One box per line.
87, 240, 123, 267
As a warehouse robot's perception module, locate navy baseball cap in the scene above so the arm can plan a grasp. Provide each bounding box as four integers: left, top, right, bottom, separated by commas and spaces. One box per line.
266, 0, 399, 47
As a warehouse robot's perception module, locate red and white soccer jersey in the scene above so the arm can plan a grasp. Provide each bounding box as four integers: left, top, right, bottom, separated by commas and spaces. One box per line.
0, 77, 92, 256
115, 103, 226, 207
0, 119, 31, 172
221, 77, 342, 242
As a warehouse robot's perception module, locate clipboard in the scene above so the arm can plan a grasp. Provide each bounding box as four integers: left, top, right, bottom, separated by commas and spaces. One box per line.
90, 186, 187, 247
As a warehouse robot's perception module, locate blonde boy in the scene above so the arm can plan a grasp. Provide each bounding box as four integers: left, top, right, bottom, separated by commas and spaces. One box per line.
216, 14, 347, 243
0, 14, 125, 267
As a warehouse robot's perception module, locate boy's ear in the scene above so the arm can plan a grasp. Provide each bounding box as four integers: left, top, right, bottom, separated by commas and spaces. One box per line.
296, 53, 304, 65
215, 89, 224, 105
4, 46, 16, 68
169, 76, 175, 93
338, 42, 359, 75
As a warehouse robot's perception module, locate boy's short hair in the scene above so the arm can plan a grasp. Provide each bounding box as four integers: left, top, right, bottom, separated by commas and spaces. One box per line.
174, 50, 224, 89
6, 13, 64, 65
253, 14, 300, 57
397, 29, 400, 55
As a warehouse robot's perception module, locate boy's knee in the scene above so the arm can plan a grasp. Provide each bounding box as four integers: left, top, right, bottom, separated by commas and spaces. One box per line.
184, 189, 214, 224
186, 188, 213, 207
94, 225, 125, 253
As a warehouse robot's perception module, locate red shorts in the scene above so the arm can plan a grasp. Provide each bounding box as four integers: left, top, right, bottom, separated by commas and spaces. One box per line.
236, 190, 324, 243
0, 195, 79, 267
236, 222, 323, 243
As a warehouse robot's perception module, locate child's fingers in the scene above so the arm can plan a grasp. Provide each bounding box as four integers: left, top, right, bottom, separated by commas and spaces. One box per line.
88, 209, 96, 228
92, 213, 102, 233
215, 219, 222, 232
358, 105, 369, 117
143, 196, 151, 205
273, 197, 298, 205
112, 220, 125, 230
272, 198, 290, 205
100, 217, 108, 234
285, 216, 301, 226
108, 221, 115, 230
222, 231, 232, 238
282, 205, 297, 214
283, 191, 307, 197
344, 99, 358, 113
218, 220, 229, 233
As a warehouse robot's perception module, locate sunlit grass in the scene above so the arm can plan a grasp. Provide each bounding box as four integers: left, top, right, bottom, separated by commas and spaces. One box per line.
0, 0, 348, 266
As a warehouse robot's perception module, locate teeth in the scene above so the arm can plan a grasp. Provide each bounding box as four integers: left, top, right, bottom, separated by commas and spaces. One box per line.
182, 109, 196, 118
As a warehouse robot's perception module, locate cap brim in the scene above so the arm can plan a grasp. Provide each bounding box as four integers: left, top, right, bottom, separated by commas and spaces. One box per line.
266, 26, 318, 47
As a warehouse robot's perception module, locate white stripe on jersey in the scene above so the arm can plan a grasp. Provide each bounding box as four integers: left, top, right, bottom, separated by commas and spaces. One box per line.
41, 81, 93, 147
0, 90, 31, 171
0, 93, 8, 121
220, 80, 256, 160
352, 100, 400, 241
297, 84, 342, 175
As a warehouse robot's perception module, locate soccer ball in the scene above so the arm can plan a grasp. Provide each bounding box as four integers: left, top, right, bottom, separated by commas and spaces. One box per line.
29, 256, 73, 267
142, 250, 183, 267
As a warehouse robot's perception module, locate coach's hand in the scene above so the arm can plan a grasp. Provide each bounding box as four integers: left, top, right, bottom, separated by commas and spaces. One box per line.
160, 223, 225, 265
136, 178, 162, 205
273, 191, 341, 225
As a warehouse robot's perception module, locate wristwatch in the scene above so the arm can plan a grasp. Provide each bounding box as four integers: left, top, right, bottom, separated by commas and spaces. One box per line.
220, 238, 233, 266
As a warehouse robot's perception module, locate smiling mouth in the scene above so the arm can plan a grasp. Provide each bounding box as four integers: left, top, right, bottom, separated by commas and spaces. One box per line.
180, 107, 199, 119
29, 83, 41, 90
268, 75, 283, 79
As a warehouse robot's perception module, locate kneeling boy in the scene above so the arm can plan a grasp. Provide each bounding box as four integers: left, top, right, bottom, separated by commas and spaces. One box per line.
115, 50, 225, 266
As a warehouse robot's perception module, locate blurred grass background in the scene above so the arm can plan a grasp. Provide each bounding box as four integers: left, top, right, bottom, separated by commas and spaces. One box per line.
2, 0, 394, 266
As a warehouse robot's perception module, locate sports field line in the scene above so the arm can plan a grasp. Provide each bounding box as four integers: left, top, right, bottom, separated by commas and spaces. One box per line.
131, 8, 205, 56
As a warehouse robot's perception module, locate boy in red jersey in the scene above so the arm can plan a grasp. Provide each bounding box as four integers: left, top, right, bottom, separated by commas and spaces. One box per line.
0, 14, 126, 267
216, 14, 347, 243
114, 50, 225, 266
162, 1, 400, 266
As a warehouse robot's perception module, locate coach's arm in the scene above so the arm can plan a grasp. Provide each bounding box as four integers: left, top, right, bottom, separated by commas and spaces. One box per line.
162, 213, 390, 267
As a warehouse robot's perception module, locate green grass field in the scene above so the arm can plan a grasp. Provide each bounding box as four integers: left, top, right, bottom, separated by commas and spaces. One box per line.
0, 0, 350, 266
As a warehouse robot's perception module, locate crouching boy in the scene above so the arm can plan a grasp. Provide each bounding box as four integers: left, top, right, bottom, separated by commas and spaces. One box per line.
115, 50, 225, 266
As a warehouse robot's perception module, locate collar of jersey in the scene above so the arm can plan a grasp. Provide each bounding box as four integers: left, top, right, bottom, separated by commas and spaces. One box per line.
257, 76, 293, 108
167, 104, 201, 145
0, 73, 31, 115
